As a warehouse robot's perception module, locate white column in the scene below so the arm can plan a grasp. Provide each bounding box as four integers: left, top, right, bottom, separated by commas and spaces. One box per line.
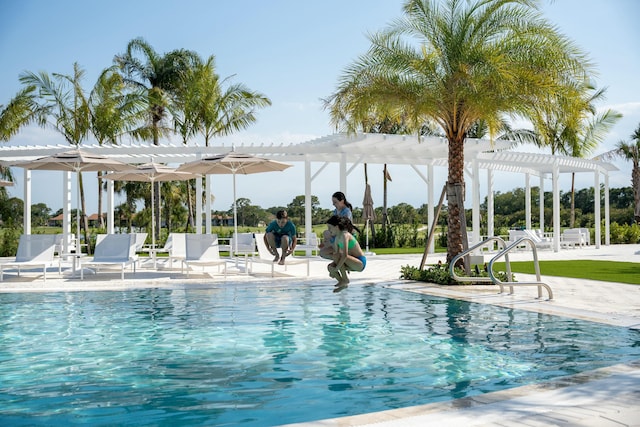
594, 171, 601, 249
63, 171, 72, 253
107, 178, 114, 234
195, 175, 203, 234
525, 173, 531, 230
552, 161, 560, 252
304, 157, 312, 256
427, 163, 435, 253
471, 158, 480, 244
340, 153, 347, 194
487, 169, 494, 238
205, 175, 212, 235
23, 168, 31, 234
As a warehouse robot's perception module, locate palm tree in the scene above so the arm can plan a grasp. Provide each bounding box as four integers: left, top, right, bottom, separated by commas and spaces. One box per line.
597, 123, 640, 223
172, 53, 271, 226
527, 83, 621, 227
114, 37, 199, 241
18, 63, 94, 243
89, 67, 148, 227
174, 54, 272, 147
326, 0, 593, 262
0, 87, 37, 142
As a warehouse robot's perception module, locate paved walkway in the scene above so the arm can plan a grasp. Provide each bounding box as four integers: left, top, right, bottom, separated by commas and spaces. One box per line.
1, 243, 639, 426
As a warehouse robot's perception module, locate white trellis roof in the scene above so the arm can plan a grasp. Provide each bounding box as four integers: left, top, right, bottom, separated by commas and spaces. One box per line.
0, 132, 617, 176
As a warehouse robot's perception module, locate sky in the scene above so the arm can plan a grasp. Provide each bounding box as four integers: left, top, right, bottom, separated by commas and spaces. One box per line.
1, 0, 639, 216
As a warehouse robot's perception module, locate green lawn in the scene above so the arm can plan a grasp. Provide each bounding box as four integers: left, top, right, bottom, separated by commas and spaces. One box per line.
493, 260, 640, 285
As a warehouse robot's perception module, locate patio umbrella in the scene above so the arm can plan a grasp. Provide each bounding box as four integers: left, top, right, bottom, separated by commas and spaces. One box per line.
362, 183, 376, 254
20, 148, 130, 252
103, 162, 197, 250
177, 152, 292, 254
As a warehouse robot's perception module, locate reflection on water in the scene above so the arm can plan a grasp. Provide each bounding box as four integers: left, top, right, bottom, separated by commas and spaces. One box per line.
0, 283, 639, 426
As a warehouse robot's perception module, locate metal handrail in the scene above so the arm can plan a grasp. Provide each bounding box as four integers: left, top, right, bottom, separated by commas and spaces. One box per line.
449, 236, 508, 284
449, 236, 553, 300
488, 237, 553, 300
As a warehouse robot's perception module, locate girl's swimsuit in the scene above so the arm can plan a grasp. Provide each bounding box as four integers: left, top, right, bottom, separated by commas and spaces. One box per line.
337, 235, 367, 269
336, 234, 357, 250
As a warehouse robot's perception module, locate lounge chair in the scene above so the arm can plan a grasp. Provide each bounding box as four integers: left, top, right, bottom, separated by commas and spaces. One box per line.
148, 232, 184, 268
181, 234, 228, 277
0, 234, 59, 282
252, 233, 309, 277
79, 234, 138, 280
134, 233, 149, 253
297, 232, 320, 256
561, 228, 586, 248
522, 229, 553, 249
165, 233, 187, 268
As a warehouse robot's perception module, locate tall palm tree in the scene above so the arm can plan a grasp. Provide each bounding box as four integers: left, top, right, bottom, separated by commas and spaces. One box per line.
18, 63, 94, 243
174, 54, 272, 147
326, 0, 592, 262
527, 83, 621, 227
114, 37, 200, 241
172, 53, 271, 226
597, 123, 640, 223
0, 87, 37, 142
89, 67, 148, 227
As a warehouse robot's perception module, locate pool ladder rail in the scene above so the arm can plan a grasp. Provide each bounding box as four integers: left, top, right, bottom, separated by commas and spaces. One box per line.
449, 236, 553, 300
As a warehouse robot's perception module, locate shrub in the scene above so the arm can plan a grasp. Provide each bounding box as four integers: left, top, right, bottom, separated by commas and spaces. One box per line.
400, 263, 513, 285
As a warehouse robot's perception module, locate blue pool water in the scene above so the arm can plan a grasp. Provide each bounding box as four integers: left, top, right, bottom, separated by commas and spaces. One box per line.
1, 283, 639, 426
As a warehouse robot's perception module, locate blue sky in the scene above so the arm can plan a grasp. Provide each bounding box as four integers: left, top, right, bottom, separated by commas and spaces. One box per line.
1, 0, 639, 214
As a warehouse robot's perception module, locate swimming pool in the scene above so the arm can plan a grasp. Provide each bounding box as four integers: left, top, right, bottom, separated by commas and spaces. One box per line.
1, 283, 638, 426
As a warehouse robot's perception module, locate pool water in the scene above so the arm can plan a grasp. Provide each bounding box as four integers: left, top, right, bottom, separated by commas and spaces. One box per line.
1, 283, 639, 426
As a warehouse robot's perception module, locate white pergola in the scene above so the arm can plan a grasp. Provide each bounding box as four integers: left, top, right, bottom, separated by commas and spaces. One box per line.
0, 132, 617, 253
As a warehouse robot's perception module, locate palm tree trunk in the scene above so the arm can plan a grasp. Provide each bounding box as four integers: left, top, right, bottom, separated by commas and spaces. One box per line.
446, 135, 465, 264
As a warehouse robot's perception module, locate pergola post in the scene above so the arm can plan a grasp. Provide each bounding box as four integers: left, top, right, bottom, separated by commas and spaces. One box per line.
604, 172, 610, 245
471, 158, 480, 245
487, 169, 494, 238
539, 175, 545, 231
23, 168, 31, 235
594, 170, 601, 248
304, 156, 312, 255
427, 163, 435, 253
552, 160, 560, 252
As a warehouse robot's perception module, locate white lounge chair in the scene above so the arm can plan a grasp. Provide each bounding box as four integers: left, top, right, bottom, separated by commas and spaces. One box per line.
165, 233, 187, 268
297, 232, 320, 256
561, 228, 586, 248
148, 232, 184, 268
252, 233, 309, 277
134, 232, 148, 252
181, 234, 228, 277
0, 234, 59, 282
79, 234, 138, 280
522, 229, 553, 249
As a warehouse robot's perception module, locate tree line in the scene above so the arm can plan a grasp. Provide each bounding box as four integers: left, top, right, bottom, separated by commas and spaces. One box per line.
1, 185, 635, 231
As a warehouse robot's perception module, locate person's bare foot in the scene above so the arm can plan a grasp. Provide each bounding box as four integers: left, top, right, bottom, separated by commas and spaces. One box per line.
278, 257, 285, 265
333, 283, 348, 293
271, 251, 279, 262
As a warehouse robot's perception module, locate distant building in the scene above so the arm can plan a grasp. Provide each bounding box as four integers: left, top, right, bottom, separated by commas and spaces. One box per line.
211, 215, 234, 226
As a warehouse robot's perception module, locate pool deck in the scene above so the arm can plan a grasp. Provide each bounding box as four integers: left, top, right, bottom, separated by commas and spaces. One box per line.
2, 243, 639, 426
